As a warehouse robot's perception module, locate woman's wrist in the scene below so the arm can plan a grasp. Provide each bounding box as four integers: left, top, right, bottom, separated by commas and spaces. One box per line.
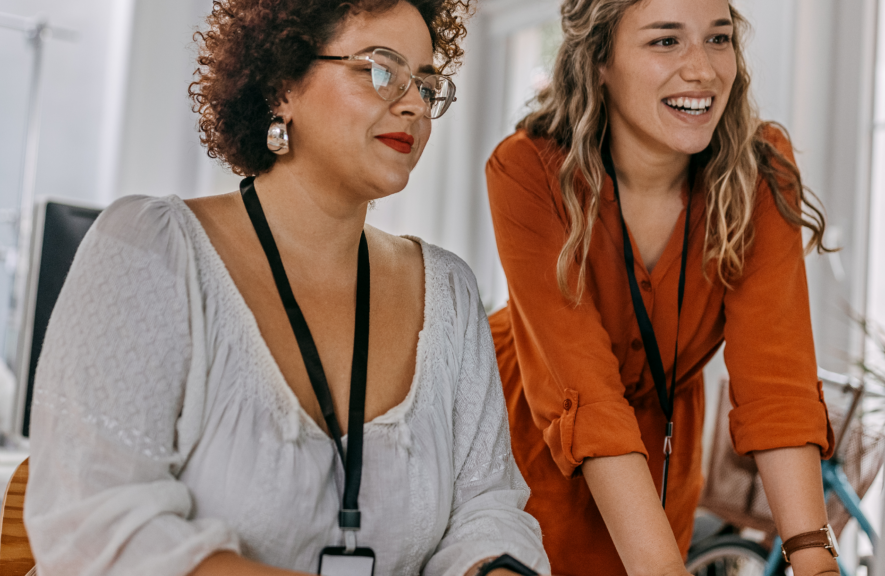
787, 545, 840, 576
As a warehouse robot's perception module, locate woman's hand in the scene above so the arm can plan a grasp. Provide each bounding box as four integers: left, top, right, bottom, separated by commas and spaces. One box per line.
189, 551, 311, 575
464, 558, 554, 576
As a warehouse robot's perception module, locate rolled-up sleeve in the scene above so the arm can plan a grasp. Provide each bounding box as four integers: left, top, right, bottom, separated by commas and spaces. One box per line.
486, 133, 647, 478
25, 197, 239, 576
723, 126, 834, 458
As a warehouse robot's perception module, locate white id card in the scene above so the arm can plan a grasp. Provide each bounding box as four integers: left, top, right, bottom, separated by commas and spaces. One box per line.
318, 547, 375, 576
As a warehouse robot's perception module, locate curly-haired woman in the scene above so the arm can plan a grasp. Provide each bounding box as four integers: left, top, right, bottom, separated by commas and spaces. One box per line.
487, 1, 837, 575
24, 2, 549, 575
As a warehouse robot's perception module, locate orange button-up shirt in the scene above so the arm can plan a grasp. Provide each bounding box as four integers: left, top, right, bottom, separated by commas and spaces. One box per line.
486, 126, 833, 576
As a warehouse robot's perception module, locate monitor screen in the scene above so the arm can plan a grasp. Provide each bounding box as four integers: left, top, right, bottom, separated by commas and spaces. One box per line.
18, 201, 101, 438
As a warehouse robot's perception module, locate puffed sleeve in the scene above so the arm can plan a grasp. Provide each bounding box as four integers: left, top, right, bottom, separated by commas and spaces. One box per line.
723, 125, 834, 457
423, 256, 550, 576
24, 196, 240, 576
486, 132, 647, 479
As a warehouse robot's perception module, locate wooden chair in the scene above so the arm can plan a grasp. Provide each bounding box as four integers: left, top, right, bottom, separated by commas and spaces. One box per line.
0, 458, 35, 576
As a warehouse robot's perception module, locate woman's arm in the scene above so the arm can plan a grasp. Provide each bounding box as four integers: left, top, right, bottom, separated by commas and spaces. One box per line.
421, 255, 549, 576
754, 445, 839, 576
191, 552, 308, 575
579, 447, 840, 576
25, 198, 239, 575
581, 454, 689, 576
486, 133, 650, 480
720, 127, 835, 576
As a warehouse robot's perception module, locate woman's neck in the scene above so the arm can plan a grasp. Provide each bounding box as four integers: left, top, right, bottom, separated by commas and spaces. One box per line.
252, 158, 369, 275
608, 132, 691, 198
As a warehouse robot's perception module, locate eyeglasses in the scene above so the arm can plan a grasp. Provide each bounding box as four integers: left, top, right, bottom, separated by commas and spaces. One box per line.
316, 47, 457, 119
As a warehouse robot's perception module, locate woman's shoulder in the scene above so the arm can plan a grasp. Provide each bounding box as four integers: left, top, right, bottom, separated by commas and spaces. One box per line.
487, 129, 565, 177
71, 194, 204, 284
751, 122, 801, 210
416, 238, 478, 289
91, 194, 193, 253
395, 235, 484, 318
757, 122, 797, 164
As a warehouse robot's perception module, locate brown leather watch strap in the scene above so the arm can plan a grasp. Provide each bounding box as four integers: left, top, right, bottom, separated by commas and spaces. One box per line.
781, 525, 839, 563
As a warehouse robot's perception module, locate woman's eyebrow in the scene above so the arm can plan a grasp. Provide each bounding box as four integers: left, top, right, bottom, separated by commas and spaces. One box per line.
356, 45, 436, 74
640, 18, 733, 30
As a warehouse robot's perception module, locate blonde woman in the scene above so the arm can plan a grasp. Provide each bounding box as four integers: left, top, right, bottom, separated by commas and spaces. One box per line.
486, 0, 837, 575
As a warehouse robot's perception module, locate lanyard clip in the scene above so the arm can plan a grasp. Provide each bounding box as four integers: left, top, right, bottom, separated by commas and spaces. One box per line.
340, 509, 360, 553
663, 422, 673, 456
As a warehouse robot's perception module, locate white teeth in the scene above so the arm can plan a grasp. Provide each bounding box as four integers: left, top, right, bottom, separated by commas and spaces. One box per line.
664, 96, 713, 113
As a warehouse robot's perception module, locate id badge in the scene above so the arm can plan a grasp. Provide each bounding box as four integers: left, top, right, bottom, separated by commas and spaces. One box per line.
318, 547, 375, 576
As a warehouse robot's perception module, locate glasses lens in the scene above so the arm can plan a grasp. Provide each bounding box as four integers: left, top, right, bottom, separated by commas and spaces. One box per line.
370, 49, 409, 101
371, 64, 393, 90
421, 75, 455, 119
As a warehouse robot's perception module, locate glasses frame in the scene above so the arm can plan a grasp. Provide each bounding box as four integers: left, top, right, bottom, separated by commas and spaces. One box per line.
316, 47, 457, 119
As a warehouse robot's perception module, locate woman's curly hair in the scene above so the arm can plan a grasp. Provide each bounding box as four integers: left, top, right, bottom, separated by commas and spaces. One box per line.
190, 0, 472, 176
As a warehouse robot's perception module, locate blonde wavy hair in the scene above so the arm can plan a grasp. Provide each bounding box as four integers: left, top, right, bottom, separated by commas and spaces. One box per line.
519, 0, 831, 301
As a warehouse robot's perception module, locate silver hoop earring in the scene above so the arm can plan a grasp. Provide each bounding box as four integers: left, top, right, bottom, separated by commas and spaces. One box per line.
267, 116, 289, 155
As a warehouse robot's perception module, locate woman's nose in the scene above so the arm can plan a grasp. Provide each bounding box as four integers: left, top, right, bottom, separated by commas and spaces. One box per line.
681, 43, 717, 84
391, 79, 428, 117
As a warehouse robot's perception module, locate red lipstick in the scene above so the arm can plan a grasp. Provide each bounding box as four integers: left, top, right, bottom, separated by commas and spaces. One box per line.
375, 132, 414, 154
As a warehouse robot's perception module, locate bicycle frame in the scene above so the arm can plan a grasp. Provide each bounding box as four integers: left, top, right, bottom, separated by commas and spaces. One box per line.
763, 458, 879, 576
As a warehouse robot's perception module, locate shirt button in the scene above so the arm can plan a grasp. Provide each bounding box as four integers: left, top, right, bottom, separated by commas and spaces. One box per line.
631, 338, 643, 351
563, 399, 572, 411
640, 280, 652, 292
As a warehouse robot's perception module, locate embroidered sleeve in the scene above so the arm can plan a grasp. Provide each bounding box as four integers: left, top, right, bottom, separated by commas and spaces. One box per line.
423, 258, 550, 576
24, 196, 239, 576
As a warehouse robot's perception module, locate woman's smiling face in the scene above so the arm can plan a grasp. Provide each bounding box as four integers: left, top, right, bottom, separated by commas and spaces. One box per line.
601, 0, 737, 157
275, 1, 435, 201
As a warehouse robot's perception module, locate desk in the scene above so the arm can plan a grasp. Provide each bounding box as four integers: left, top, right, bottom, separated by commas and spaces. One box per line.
0, 451, 28, 505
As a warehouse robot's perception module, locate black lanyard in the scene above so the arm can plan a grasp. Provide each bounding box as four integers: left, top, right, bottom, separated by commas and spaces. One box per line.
240, 177, 369, 539
600, 151, 695, 509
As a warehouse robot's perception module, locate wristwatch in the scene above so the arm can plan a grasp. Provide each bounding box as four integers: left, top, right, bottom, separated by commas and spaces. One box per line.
476, 554, 539, 576
781, 524, 839, 563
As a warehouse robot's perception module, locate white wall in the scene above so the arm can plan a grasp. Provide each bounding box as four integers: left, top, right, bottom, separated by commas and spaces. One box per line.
115, 0, 241, 201
0, 0, 136, 205
701, 0, 879, 421
0, 0, 136, 363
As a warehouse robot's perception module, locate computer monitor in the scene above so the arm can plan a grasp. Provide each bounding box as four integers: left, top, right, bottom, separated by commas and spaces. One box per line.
12, 199, 102, 440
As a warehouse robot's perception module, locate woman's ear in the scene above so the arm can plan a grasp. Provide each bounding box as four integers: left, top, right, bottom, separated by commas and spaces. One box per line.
598, 64, 607, 85
273, 87, 296, 124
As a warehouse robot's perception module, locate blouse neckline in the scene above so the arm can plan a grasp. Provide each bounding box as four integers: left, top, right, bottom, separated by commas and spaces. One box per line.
167, 195, 431, 441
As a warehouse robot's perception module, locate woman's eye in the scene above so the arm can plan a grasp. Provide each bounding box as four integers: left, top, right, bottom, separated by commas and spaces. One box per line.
710, 34, 732, 45
371, 67, 392, 87
652, 37, 677, 47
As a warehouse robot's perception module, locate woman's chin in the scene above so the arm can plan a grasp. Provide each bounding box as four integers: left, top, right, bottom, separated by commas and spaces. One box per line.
367, 173, 412, 201
666, 132, 716, 157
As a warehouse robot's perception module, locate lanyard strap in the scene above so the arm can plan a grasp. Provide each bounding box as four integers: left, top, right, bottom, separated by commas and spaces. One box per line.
240, 177, 369, 533
600, 151, 694, 509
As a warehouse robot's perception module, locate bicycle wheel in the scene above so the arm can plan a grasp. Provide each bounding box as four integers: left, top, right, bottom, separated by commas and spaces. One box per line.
686, 535, 776, 576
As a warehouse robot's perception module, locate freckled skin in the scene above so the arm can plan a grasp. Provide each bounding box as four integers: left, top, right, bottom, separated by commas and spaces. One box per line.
599, 0, 737, 270
601, 0, 737, 159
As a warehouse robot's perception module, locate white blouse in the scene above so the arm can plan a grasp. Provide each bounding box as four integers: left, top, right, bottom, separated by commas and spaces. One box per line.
24, 196, 549, 576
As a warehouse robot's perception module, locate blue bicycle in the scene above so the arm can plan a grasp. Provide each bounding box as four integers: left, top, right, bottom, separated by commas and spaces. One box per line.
686, 370, 884, 576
